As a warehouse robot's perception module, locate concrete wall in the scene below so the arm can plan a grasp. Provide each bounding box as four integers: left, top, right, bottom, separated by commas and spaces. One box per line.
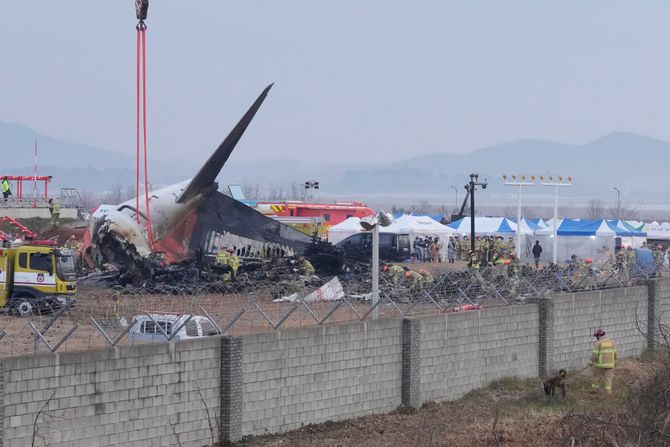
1, 337, 220, 447
549, 286, 648, 371
2, 282, 670, 445
238, 320, 403, 436
652, 278, 670, 327
416, 305, 539, 403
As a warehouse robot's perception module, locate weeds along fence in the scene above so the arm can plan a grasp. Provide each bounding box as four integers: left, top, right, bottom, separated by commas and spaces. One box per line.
0, 260, 665, 359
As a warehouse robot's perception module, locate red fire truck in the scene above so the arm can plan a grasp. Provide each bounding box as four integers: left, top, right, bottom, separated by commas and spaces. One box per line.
254, 201, 374, 239
256, 201, 374, 226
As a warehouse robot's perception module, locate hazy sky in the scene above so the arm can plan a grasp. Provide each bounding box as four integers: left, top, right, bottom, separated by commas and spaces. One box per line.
1, 1, 669, 165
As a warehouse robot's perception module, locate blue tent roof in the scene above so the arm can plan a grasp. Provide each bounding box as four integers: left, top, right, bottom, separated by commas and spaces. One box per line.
498, 218, 514, 233
538, 219, 647, 237
556, 219, 604, 236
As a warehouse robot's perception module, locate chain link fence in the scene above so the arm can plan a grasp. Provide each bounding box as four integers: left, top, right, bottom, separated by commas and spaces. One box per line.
0, 259, 666, 359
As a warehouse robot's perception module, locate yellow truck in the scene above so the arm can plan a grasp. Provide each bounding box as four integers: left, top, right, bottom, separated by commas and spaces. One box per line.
0, 241, 77, 316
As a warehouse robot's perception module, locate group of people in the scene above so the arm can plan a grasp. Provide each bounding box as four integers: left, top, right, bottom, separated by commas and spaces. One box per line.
383, 263, 434, 290
412, 236, 442, 263
216, 246, 240, 280
452, 235, 517, 265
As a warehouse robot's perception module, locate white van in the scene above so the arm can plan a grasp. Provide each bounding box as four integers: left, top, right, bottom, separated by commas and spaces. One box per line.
128, 314, 219, 343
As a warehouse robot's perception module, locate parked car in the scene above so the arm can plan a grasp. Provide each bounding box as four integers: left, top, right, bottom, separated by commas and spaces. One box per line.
335, 232, 411, 262
128, 314, 219, 343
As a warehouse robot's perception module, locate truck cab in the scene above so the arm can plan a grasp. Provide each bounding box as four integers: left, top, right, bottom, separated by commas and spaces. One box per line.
0, 241, 77, 316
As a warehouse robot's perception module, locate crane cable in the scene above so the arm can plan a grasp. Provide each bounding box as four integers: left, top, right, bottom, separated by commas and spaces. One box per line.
135, 0, 154, 248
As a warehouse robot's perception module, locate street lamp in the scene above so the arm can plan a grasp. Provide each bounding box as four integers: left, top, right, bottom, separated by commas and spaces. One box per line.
613, 187, 621, 220
450, 185, 458, 211
502, 174, 538, 257
540, 176, 573, 264
360, 212, 392, 319
464, 174, 487, 253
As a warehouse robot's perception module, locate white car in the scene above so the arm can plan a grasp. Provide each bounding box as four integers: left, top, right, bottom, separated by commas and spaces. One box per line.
128, 314, 219, 343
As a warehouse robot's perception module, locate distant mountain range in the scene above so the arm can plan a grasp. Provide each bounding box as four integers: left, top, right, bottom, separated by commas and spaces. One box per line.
1, 120, 665, 204
0, 121, 198, 192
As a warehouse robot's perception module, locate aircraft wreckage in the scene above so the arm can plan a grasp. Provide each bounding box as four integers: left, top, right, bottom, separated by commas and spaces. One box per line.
81, 84, 340, 283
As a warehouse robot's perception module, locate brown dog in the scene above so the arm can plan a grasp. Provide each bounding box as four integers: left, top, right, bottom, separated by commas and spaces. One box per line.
543, 369, 567, 398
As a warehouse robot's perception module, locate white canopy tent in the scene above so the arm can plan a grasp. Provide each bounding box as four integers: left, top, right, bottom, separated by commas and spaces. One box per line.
386, 215, 456, 258
447, 217, 516, 235
326, 217, 362, 244
643, 222, 670, 241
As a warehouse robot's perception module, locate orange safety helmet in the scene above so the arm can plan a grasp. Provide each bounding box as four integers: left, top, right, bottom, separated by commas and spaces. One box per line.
504, 259, 511, 265
585, 258, 593, 264
405, 271, 412, 278
383, 265, 389, 272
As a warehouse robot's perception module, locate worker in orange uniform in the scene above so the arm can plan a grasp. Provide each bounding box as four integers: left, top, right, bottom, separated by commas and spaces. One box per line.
590, 328, 617, 394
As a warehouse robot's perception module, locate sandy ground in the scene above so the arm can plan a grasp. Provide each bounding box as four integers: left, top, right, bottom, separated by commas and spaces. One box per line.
233, 357, 661, 447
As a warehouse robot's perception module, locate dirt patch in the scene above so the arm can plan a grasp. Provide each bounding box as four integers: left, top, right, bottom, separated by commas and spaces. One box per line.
233, 358, 662, 447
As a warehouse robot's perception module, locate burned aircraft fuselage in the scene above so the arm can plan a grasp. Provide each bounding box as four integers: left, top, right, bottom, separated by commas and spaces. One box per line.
83, 83, 315, 270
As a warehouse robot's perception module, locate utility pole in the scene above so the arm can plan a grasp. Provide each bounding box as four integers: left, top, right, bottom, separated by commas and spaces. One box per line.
616, 188, 621, 220
467, 174, 488, 253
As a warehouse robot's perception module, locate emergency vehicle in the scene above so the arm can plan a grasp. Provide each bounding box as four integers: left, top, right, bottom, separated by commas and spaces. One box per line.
0, 240, 77, 316
255, 201, 375, 239
256, 201, 374, 226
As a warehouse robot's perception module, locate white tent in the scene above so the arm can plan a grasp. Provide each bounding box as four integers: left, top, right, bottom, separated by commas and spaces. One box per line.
386, 215, 456, 258
327, 217, 362, 244
643, 222, 670, 241
448, 217, 516, 235
386, 215, 455, 237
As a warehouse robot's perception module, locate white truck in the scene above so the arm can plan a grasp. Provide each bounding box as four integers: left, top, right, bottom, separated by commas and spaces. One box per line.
128, 314, 219, 343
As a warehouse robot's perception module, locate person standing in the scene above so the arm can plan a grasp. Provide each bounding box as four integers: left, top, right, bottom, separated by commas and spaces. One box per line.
447, 237, 455, 264
590, 328, 617, 394
532, 240, 543, 268
48, 198, 61, 228
1, 177, 11, 201
227, 248, 240, 279
432, 237, 442, 263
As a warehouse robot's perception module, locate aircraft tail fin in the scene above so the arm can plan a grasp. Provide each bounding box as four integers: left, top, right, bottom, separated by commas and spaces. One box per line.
177, 83, 273, 203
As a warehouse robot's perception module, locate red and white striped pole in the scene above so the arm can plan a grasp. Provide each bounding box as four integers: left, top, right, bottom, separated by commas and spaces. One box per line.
33, 138, 38, 208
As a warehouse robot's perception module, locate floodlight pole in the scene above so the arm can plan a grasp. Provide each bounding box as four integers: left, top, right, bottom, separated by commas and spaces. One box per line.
372, 223, 379, 319
540, 178, 573, 264
503, 176, 537, 256
553, 185, 558, 263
